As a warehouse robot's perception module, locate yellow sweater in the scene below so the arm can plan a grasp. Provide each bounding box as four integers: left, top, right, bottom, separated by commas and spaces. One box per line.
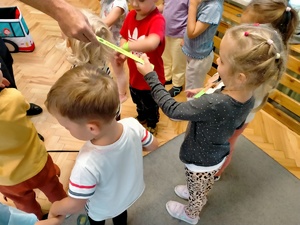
0, 88, 48, 185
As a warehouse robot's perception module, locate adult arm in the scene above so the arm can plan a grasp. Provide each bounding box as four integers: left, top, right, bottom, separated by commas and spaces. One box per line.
19, 0, 97, 43
187, 0, 209, 39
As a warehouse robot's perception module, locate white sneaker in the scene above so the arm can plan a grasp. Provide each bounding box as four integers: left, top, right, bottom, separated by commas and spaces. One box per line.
174, 185, 189, 200
174, 185, 208, 206
166, 201, 199, 225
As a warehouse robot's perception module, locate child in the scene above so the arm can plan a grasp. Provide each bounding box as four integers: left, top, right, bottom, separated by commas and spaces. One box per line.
0, 203, 63, 225
116, 0, 166, 135
0, 67, 67, 220
241, 0, 299, 45
60, 10, 113, 70
183, 0, 223, 94
195, 0, 299, 180
100, 0, 129, 103
136, 23, 286, 224
160, 0, 188, 97
45, 65, 158, 225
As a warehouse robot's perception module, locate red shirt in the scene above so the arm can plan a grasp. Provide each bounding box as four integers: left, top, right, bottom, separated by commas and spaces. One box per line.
120, 8, 165, 90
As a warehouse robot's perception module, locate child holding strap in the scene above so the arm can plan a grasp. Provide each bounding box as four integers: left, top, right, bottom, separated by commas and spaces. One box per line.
188, 0, 299, 180
116, 0, 166, 135
136, 23, 286, 224
46, 65, 158, 225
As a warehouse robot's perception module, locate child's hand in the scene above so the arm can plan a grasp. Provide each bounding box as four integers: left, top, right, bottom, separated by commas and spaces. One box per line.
136, 54, 153, 76
185, 88, 202, 98
0, 70, 10, 88
114, 52, 127, 65
205, 73, 220, 89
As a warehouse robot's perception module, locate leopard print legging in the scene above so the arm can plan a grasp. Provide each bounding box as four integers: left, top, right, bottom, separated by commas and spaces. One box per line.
184, 167, 219, 218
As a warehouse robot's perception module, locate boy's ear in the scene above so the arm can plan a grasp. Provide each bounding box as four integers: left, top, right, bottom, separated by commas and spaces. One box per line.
87, 122, 101, 135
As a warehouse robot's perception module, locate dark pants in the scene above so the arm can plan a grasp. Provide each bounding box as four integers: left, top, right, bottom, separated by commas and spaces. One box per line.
88, 210, 127, 225
130, 87, 159, 128
0, 37, 17, 88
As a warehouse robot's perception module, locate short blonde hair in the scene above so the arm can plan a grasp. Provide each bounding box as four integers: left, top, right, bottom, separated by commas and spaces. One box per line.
45, 64, 119, 122
59, 9, 113, 66
225, 24, 287, 110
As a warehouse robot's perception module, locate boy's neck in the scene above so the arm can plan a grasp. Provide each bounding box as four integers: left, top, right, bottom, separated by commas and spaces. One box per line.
91, 120, 123, 146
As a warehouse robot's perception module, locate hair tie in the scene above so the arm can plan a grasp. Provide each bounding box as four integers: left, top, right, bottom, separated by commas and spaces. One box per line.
286, 7, 291, 12
267, 39, 274, 45
244, 31, 249, 37
275, 53, 281, 59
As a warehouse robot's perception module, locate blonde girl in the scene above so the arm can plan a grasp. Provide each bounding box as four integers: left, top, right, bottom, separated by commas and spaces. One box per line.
136, 24, 286, 224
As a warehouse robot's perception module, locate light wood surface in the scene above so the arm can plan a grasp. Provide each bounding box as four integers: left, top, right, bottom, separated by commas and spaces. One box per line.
0, 0, 299, 216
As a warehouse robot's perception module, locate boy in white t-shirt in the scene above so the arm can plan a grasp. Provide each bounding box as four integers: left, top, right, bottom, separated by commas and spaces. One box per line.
45, 64, 158, 225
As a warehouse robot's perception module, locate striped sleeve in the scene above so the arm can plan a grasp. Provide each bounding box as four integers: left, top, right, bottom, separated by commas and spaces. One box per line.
141, 129, 154, 147
68, 163, 97, 199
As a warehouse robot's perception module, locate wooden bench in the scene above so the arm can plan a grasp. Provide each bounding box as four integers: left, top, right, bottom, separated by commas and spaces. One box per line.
209, 2, 300, 134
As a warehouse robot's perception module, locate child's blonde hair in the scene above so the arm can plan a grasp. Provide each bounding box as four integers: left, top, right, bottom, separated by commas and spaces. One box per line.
225, 24, 287, 110
243, 0, 299, 45
60, 10, 113, 66
45, 64, 119, 122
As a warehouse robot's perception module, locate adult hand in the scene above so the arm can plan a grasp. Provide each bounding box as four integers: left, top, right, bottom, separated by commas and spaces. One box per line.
136, 54, 153, 76
19, 0, 98, 44
58, 7, 97, 44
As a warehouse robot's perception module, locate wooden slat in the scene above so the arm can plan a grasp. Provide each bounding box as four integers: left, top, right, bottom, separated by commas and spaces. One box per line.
268, 90, 300, 116
263, 103, 300, 134
213, 36, 221, 49
290, 44, 300, 54
280, 73, 300, 94
222, 2, 242, 24
287, 55, 300, 74
217, 21, 231, 34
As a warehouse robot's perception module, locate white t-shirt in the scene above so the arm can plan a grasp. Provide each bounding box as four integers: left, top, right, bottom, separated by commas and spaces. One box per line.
68, 117, 154, 221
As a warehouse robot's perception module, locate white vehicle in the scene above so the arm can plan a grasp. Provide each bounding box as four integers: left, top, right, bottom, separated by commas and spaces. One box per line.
0, 6, 35, 52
